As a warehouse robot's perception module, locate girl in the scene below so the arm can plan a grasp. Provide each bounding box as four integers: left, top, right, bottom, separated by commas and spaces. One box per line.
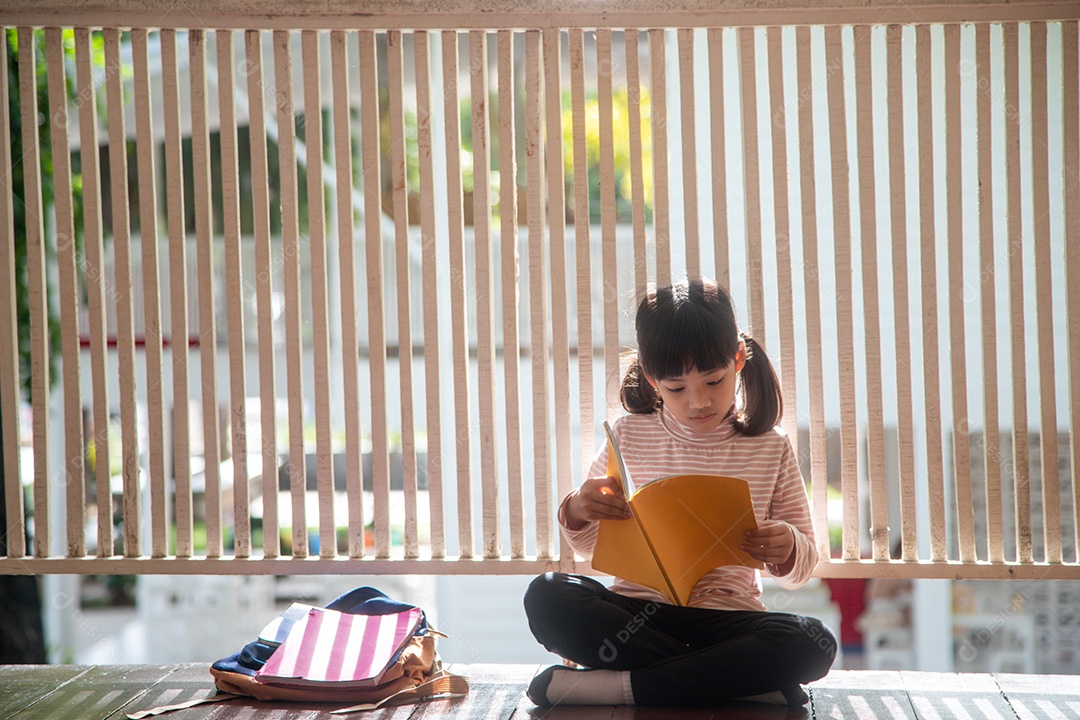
523, 277, 836, 708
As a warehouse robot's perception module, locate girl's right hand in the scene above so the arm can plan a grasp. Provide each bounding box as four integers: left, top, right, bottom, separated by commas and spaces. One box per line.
564, 476, 632, 530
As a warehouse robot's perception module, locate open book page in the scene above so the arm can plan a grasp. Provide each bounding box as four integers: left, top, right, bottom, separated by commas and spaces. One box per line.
632, 474, 763, 605
591, 425, 672, 601
591, 421, 763, 606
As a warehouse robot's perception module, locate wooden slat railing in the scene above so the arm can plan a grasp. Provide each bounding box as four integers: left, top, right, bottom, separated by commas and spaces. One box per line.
0, 0, 1078, 580
0, 30, 21, 561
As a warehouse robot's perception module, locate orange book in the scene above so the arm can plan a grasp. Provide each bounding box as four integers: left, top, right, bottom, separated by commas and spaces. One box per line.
591, 421, 764, 606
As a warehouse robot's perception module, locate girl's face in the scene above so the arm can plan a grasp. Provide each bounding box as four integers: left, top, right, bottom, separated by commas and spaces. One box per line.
646, 342, 746, 435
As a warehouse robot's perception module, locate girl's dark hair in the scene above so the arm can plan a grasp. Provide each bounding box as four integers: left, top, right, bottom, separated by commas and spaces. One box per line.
619, 277, 783, 436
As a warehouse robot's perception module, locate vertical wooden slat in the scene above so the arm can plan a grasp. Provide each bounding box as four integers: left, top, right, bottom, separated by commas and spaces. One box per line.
1064, 20, 1080, 560
470, 30, 500, 560
975, 23, 1004, 563
387, 30, 420, 560
273, 30, 307, 559
824, 25, 859, 561
625, 30, 648, 299
650, 29, 671, 286
708, 28, 730, 289
45, 27, 85, 558
105, 28, 142, 558
597, 29, 620, 423
440, 30, 473, 559
526, 29, 553, 561
1029, 21, 1060, 563
161, 29, 192, 557
0, 28, 24, 559
415, 30, 443, 560
796, 26, 829, 561
245, 29, 280, 559
915, 24, 947, 561
678, 28, 700, 276
1003, 22, 1032, 563
301, 31, 337, 560
945, 24, 975, 564
331, 30, 365, 559
854, 26, 889, 561
359, 31, 390, 559
131, 29, 167, 559
414, 31, 444, 561
569, 28, 592, 484
498, 29, 525, 558
544, 27, 573, 565
190, 30, 222, 558
740, 27, 765, 338
766, 27, 799, 465
887, 24, 919, 562
217, 30, 250, 559
18, 26, 49, 558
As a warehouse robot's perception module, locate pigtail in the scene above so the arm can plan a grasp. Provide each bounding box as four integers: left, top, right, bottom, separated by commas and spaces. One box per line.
734, 333, 783, 436
620, 353, 661, 414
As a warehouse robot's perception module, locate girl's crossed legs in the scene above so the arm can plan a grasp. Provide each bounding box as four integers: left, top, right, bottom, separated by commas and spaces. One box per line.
524, 572, 837, 707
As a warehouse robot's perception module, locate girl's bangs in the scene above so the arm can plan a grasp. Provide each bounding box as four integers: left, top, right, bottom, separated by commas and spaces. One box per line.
642, 304, 736, 379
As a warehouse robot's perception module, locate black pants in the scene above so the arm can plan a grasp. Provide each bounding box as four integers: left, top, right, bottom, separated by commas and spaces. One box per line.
523, 572, 837, 707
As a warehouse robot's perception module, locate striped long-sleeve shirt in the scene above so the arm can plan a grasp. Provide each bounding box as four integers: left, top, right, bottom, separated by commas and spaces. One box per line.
559, 407, 818, 612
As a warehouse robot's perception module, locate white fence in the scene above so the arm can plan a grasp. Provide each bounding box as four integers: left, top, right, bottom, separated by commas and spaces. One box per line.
0, 0, 1078, 579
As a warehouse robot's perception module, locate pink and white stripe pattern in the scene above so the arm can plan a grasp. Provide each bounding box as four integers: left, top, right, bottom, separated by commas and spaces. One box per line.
257, 606, 422, 686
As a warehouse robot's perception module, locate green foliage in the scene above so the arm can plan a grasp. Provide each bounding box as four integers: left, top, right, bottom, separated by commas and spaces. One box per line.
458, 86, 656, 225
561, 86, 656, 225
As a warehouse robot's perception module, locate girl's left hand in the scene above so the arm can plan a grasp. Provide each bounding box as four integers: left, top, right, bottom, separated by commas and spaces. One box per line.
740, 520, 795, 567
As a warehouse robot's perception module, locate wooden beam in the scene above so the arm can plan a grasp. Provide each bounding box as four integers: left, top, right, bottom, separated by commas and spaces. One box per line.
3, 0, 1078, 30
1, 556, 1078, 580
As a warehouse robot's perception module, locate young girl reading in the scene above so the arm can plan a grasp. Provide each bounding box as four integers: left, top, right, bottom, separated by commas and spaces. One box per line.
524, 277, 836, 708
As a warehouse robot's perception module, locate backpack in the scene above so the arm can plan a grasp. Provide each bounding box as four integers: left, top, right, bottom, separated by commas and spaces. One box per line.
128, 586, 468, 718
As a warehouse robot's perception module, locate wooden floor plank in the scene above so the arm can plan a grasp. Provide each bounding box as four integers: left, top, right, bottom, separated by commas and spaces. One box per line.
105, 663, 229, 720
994, 672, 1080, 719
485, 662, 551, 720
404, 663, 535, 720
207, 703, 328, 719
622, 703, 806, 719
808, 670, 916, 719
201, 700, 352, 719
809, 669, 908, 689
10, 664, 1080, 719
899, 671, 1016, 720
117, 663, 424, 720
8, 664, 183, 720
532, 707, 618, 720
994, 671, 1080, 694
0, 664, 92, 718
